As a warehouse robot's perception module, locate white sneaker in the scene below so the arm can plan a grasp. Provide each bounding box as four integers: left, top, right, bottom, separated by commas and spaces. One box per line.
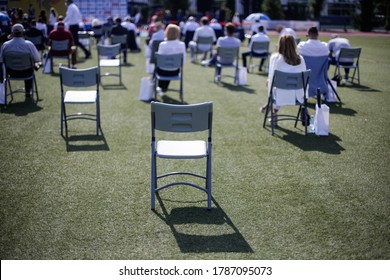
156, 87, 164, 96
201, 60, 210, 67
214, 75, 221, 83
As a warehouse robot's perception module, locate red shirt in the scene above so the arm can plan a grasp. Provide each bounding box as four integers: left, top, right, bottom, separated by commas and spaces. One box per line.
48, 27, 74, 56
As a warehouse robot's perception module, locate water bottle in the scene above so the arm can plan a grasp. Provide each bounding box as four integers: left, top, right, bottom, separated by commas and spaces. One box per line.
309, 115, 315, 133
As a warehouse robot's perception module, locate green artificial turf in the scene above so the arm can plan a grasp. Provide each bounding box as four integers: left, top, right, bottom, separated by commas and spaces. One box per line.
0, 34, 389, 260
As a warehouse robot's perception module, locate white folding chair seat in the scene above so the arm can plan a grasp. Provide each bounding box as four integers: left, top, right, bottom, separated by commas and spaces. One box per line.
154, 53, 184, 103
248, 41, 269, 73
60, 66, 100, 140
2, 52, 39, 104
97, 43, 122, 85
333, 47, 361, 85
214, 46, 239, 84
151, 101, 213, 210
263, 70, 311, 135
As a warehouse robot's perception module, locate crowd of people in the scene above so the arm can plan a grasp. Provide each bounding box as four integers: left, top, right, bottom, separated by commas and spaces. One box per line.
0, 2, 352, 115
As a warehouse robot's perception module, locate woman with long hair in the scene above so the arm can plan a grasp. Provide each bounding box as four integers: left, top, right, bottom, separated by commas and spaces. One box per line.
260, 34, 306, 117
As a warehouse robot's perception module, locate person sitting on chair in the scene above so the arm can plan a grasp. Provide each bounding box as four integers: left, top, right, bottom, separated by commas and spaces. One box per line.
328, 34, 352, 81
241, 25, 269, 71
259, 34, 306, 123
111, 17, 129, 63
155, 24, 186, 94
297, 26, 328, 57
0, 24, 41, 99
25, 19, 46, 51
201, 22, 241, 73
189, 16, 216, 62
48, 21, 77, 68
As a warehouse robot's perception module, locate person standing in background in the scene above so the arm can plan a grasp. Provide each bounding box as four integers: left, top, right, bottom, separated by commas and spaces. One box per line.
64, 0, 91, 59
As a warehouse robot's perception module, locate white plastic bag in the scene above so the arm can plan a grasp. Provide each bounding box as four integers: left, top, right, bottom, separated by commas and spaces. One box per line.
139, 77, 154, 101
326, 80, 338, 102
314, 103, 330, 136
236, 66, 247, 85
145, 58, 155, 74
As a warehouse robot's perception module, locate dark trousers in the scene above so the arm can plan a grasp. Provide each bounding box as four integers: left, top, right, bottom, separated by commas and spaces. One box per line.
156, 68, 179, 90
328, 57, 353, 77
69, 24, 90, 56
6, 68, 33, 93
242, 51, 266, 69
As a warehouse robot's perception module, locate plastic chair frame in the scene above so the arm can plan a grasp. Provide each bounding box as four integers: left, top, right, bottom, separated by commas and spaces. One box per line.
25, 35, 45, 59
333, 47, 361, 85
49, 39, 71, 72
154, 53, 184, 103
151, 101, 213, 210
263, 70, 311, 136
3, 52, 39, 104
78, 31, 92, 53
59, 66, 100, 140
111, 34, 128, 54
194, 36, 214, 62
97, 43, 122, 85
214, 46, 239, 84
248, 41, 269, 73
149, 40, 163, 65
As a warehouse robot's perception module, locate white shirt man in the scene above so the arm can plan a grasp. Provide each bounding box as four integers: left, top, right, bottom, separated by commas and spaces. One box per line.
297, 26, 329, 57
189, 17, 216, 61
242, 26, 270, 70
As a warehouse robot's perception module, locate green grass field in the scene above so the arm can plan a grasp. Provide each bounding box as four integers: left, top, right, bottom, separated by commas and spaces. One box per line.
0, 33, 389, 260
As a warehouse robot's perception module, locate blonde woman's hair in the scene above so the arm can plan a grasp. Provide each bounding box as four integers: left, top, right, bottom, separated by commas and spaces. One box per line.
278, 34, 301, 66
165, 24, 181, 41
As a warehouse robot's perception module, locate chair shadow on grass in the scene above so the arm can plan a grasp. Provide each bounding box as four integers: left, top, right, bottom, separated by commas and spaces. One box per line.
65, 129, 109, 152
153, 195, 254, 253
219, 81, 257, 94
272, 126, 345, 154
160, 94, 188, 104
0, 100, 43, 116
306, 102, 358, 116
343, 83, 381, 93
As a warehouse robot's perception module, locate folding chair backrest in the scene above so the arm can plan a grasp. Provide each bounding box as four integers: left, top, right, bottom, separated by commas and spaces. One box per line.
155, 53, 183, 69
150, 40, 163, 64
338, 47, 361, 64
251, 41, 269, 53
3, 53, 33, 71
217, 46, 238, 64
151, 102, 213, 133
197, 36, 213, 45
302, 55, 329, 97
97, 43, 121, 57
51, 39, 69, 52
92, 26, 103, 37
26, 35, 43, 46
60, 66, 99, 88
111, 34, 127, 45
271, 70, 310, 90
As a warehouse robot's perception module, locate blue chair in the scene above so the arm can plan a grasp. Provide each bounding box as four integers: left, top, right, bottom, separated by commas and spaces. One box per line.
151, 101, 213, 210
263, 70, 311, 135
303, 55, 341, 103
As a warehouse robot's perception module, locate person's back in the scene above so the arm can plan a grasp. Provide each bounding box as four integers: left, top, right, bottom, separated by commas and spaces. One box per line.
297, 26, 328, 57
217, 23, 241, 64
328, 35, 350, 59
49, 22, 74, 56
